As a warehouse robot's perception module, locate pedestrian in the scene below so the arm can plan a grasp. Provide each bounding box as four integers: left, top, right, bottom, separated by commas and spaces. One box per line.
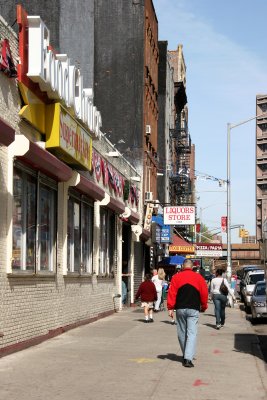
121, 279, 127, 306
135, 273, 157, 323
169, 265, 182, 325
167, 259, 208, 368
199, 265, 206, 279
152, 268, 164, 312
210, 269, 236, 329
161, 280, 169, 311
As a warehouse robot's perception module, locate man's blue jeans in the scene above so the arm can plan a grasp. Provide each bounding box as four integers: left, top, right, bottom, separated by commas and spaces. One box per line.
213, 294, 227, 325
176, 308, 199, 361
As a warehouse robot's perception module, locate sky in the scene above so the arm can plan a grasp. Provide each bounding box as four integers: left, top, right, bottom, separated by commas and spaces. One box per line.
153, 0, 267, 243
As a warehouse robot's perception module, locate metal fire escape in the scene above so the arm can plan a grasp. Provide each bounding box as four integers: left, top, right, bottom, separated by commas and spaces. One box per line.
169, 112, 192, 206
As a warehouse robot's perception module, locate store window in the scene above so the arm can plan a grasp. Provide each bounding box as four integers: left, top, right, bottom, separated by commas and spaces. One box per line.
67, 190, 93, 274
99, 208, 116, 276
12, 163, 57, 272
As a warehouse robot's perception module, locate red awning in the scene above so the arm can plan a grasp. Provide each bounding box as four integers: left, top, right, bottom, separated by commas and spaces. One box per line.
169, 235, 195, 254
76, 175, 105, 201
18, 141, 73, 182
108, 197, 125, 214
128, 210, 140, 224
140, 228, 151, 241
171, 235, 191, 247
0, 117, 15, 146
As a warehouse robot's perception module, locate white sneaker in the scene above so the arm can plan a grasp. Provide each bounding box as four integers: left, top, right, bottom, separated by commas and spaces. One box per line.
216, 324, 221, 330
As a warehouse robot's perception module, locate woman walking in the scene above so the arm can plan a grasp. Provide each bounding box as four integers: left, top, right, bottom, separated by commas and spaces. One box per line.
152, 268, 165, 312
210, 269, 236, 329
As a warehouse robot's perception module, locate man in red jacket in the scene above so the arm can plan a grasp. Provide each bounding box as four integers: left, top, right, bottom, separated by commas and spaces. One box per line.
135, 273, 157, 323
167, 259, 208, 368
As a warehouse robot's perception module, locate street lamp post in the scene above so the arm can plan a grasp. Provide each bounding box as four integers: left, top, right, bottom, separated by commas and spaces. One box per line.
226, 113, 267, 282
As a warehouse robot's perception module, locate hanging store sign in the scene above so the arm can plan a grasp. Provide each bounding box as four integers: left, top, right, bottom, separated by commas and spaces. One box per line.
163, 206, 195, 225
144, 203, 154, 231
195, 243, 223, 258
46, 103, 92, 170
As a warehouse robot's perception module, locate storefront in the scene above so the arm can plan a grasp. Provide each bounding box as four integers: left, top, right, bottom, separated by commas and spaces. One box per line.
0, 7, 143, 355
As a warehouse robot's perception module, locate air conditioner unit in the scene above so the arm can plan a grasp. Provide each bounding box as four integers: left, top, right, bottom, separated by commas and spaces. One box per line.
145, 191, 153, 201
145, 125, 151, 135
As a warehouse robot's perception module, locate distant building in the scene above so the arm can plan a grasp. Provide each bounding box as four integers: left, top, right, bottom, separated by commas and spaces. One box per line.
168, 44, 196, 240
256, 94, 267, 242
242, 236, 257, 244
157, 41, 175, 206
211, 235, 222, 243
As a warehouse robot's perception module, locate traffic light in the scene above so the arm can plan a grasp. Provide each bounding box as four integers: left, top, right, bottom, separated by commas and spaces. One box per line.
239, 228, 249, 238
195, 223, 201, 233
242, 230, 249, 238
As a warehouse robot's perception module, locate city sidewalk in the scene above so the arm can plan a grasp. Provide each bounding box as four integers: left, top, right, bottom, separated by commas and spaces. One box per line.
0, 301, 266, 400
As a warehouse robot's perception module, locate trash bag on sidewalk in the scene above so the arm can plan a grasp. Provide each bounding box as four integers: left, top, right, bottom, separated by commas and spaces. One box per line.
227, 289, 234, 307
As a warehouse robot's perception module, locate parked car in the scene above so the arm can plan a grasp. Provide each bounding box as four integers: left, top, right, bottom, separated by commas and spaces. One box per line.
250, 281, 267, 323
241, 270, 265, 311
238, 265, 263, 296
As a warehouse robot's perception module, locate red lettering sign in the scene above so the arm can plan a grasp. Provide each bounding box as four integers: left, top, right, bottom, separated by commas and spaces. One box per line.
221, 216, 227, 233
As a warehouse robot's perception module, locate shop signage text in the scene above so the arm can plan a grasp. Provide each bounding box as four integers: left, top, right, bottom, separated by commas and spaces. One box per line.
144, 203, 154, 231
169, 245, 195, 253
46, 103, 92, 170
195, 243, 223, 258
163, 206, 195, 225
18, 7, 102, 139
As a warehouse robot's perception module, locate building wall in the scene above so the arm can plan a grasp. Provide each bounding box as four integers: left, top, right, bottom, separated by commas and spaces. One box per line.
242, 236, 256, 244
256, 94, 267, 240
0, 0, 94, 87
169, 44, 186, 86
143, 0, 158, 199
0, 14, 143, 354
94, 0, 144, 172
157, 41, 167, 205
157, 41, 174, 205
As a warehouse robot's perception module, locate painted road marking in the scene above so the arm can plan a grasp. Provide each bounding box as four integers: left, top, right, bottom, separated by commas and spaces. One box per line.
193, 379, 209, 387
129, 358, 157, 364
213, 349, 223, 354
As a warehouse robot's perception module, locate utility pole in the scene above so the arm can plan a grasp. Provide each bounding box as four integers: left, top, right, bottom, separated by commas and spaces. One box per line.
227, 113, 267, 282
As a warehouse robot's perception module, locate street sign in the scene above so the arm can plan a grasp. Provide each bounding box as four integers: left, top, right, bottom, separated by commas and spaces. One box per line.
221, 216, 227, 233
160, 225, 171, 243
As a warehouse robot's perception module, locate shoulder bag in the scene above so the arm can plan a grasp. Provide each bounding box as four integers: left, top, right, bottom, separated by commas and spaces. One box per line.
219, 278, 229, 296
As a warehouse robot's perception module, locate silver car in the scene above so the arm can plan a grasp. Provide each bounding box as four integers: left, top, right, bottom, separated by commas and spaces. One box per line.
241, 270, 265, 311
251, 281, 267, 323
